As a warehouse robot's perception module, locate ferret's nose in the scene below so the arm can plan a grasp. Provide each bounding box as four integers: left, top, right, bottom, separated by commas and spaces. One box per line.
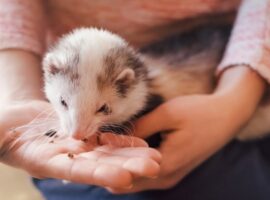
71, 129, 85, 140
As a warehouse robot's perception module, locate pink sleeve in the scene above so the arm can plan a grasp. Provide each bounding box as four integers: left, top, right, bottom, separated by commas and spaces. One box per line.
217, 0, 270, 82
0, 0, 46, 56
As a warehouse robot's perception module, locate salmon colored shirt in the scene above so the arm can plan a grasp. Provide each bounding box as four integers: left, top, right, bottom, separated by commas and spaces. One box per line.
0, 0, 269, 82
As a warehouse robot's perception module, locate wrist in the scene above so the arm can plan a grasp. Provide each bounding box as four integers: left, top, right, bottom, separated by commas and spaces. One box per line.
0, 100, 51, 163
0, 50, 46, 103
213, 65, 266, 128
1, 90, 46, 105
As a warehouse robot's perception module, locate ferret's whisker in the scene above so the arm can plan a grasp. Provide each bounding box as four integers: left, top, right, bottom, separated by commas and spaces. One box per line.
14, 121, 56, 131
115, 123, 135, 146
27, 109, 56, 122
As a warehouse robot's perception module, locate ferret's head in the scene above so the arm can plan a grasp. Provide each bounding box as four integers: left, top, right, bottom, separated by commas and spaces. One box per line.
43, 28, 148, 140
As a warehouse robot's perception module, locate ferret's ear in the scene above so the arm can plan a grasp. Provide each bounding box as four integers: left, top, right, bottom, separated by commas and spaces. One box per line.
116, 68, 135, 85
115, 68, 135, 95
44, 64, 61, 75
43, 54, 62, 75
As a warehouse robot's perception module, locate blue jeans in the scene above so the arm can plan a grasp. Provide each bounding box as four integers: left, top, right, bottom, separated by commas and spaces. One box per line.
33, 137, 270, 200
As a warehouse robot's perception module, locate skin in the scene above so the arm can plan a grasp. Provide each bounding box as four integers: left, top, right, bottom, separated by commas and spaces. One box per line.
0, 50, 161, 188
0, 50, 266, 192
107, 66, 266, 193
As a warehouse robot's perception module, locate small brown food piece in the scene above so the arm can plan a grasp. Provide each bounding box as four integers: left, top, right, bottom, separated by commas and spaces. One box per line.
67, 153, 74, 159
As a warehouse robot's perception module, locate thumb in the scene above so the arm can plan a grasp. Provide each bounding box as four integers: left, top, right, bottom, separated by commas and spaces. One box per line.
134, 104, 174, 138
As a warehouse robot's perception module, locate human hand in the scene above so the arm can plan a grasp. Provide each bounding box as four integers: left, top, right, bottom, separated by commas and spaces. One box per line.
107, 66, 266, 193
107, 94, 241, 192
0, 100, 161, 188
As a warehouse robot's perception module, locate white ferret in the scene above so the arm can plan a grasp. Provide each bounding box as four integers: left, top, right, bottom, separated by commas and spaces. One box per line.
43, 26, 270, 142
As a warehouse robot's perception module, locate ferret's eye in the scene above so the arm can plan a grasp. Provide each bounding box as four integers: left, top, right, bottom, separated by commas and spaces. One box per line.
97, 104, 111, 115
60, 97, 68, 109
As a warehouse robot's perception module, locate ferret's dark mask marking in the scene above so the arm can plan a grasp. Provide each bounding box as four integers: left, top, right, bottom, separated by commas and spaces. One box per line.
99, 47, 147, 97
99, 94, 164, 147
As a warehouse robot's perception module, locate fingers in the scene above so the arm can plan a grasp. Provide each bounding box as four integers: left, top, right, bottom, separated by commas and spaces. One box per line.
123, 157, 160, 178
21, 130, 162, 188
79, 148, 160, 178
94, 146, 162, 163
106, 169, 185, 194
35, 144, 161, 188
134, 103, 177, 138
95, 145, 161, 178
99, 133, 148, 147
43, 148, 160, 188
44, 153, 133, 188
106, 176, 161, 194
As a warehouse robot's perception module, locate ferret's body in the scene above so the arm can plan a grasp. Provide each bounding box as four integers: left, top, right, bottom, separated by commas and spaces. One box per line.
43, 26, 270, 141
142, 25, 270, 140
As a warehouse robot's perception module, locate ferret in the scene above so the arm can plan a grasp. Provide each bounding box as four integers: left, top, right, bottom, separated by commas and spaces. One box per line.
43, 26, 270, 142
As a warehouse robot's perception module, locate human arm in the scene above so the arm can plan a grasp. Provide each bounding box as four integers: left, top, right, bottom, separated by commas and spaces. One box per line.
107, 0, 270, 192
0, 0, 163, 187
107, 65, 265, 193
0, 50, 161, 188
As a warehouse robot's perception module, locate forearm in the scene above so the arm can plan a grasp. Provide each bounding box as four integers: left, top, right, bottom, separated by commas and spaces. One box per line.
0, 50, 46, 150
0, 50, 45, 103
214, 65, 266, 135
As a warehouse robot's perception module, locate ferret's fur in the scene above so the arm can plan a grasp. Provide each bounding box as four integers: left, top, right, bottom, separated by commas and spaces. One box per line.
43, 26, 270, 140
43, 29, 148, 138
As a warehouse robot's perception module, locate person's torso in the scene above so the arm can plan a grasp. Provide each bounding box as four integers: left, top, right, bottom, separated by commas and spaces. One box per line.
46, 0, 240, 47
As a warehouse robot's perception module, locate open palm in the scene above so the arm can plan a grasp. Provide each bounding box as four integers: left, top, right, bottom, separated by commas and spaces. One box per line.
0, 100, 161, 189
